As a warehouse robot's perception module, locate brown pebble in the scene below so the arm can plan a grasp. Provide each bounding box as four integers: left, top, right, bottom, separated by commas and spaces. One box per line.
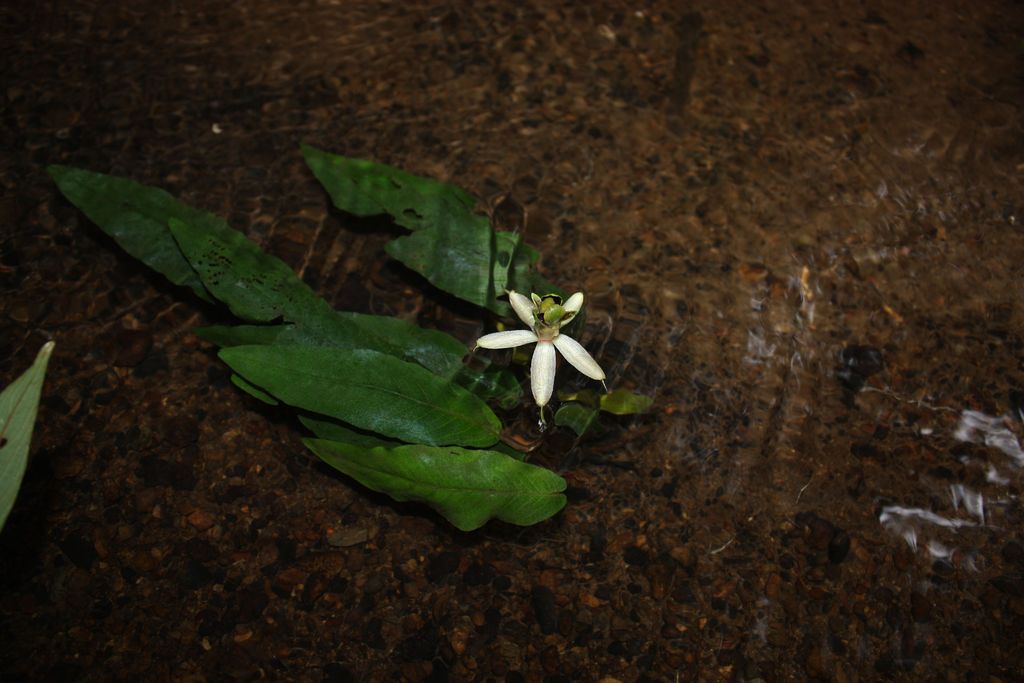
187, 509, 215, 531
738, 262, 769, 282
274, 567, 307, 594
129, 549, 159, 573
539, 645, 560, 674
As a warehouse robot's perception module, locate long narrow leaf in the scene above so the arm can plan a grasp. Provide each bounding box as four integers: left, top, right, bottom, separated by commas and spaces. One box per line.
0, 342, 55, 530
220, 345, 500, 447
305, 438, 567, 530
48, 166, 212, 301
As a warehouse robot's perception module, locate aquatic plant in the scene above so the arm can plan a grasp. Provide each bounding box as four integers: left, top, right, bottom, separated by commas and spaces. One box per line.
49, 150, 649, 530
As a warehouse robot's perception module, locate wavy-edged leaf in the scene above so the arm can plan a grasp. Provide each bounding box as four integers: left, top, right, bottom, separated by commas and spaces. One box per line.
48, 166, 212, 301
304, 145, 496, 310
302, 144, 477, 231
167, 217, 327, 323
220, 345, 500, 447
305, 438, 566, 530
1, 342, 54, 530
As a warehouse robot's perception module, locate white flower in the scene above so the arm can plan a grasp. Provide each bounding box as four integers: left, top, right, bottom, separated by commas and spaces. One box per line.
475, 290, 606, 410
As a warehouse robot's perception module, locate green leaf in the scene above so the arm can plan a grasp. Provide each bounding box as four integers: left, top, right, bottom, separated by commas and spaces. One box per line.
304, 438, 566, 530
302, 144, 478, 232
298, 414, 399, 449
303, 145, 496, 310
48, 166, 213, 302
599, 388, 654, 415
554, 402, 600, 437
220, 345, 500, 447
1, 342, 55, 530
451, 363, 523, 410
168, 217, 328, 324
201, 323, 502, 408
230, 374, 278, 405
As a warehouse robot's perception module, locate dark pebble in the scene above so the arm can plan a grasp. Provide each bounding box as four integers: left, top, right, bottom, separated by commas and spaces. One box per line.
138, 456, 196, 491
57, 533, 97, 569
426, 550, 461, 583
623, 545, 650, 567
321, 662, 356, 683
235, 583, 269, 622
828, 530, 851, 564
531, 585, 559, 635
1001, 541, 1024, 567
836, 345, 884, 392
463, 560, 495, 586
181, 558, 214, 589
910, 591, 932, 622
132, 349, 169, 378
990, 574, 1024, 597
539, 645, 560, 674
396, 623, 438, 660
112, 328, 153, 367
362, 617, 387, 650
164, 415, 199, 447
795, 511, 835, 551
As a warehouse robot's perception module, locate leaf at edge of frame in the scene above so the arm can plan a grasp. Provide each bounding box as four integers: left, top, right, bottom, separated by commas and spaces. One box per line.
219, 345, 501, 448
48, 166, 212, 302
0, 342, 55, 530
304, 438, 567, 531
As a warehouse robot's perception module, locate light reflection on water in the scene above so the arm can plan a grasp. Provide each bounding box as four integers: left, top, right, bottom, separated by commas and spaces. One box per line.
878, 409, 1023, 570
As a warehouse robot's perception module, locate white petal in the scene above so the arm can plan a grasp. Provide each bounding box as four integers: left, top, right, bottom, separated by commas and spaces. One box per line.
508, 290, 536, 328
476, 330, 538, 349
553, 334, 605, 381
530, 340, 556, 407
563, 292, 584, 314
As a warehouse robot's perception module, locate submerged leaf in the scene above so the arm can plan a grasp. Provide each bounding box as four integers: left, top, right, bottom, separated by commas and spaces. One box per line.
48, 166, 213, 301
451, 363, 523, 409
303, 146, 499, 311
1, 342, 55, 530
168, 217, 328, 323
220, 345, 500, 447
599, 388, 654, 415
298, 414, 399, 449
554, 402, 601, 437
305, 438, 567, 530
230, 374, 278, 406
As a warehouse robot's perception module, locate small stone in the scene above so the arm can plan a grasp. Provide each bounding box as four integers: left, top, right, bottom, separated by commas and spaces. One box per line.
531, 585, 559, 634
187, 509, 215, 531
828, 530, 851, 564
327, 525, 376, 547
425, 550, 461, 582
